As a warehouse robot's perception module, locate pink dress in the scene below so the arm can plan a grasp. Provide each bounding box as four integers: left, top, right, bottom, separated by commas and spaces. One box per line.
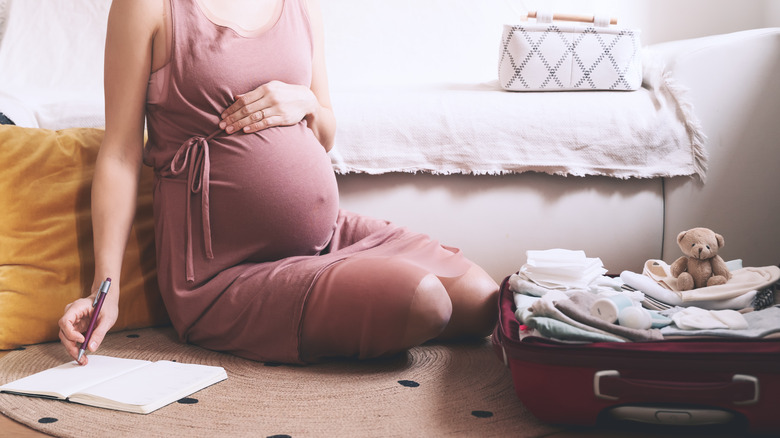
143, 0, 469, 363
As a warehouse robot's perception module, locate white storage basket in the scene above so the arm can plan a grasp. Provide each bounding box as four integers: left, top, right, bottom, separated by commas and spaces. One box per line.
499, 11, 642, 91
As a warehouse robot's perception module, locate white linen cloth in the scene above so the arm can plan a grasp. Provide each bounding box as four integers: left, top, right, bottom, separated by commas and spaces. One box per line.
329, 60, 707, 180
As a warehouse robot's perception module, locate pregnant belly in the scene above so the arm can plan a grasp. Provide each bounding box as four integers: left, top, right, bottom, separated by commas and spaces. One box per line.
206, 124, 339, 262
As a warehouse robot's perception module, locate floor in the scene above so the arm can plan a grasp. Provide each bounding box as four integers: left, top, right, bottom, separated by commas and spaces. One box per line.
0, 412, 758, 438
0, 350, 762, 438
0, 348, 44, 436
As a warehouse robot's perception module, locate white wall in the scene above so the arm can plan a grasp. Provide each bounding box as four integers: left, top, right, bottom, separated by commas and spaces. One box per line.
323, 0, 780, 91
515, 0, 780, 45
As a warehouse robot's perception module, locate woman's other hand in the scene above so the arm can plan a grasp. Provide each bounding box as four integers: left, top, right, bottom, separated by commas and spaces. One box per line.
219, 80, 317, 135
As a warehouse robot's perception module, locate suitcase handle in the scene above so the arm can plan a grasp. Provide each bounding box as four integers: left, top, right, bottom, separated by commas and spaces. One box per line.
594, 370, 759, 405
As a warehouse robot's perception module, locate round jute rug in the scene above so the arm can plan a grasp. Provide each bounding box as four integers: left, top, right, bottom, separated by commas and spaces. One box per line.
0, 327, 560, 438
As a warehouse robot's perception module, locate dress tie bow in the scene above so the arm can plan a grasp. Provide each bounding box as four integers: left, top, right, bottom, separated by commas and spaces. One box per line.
169, 128, 221, 282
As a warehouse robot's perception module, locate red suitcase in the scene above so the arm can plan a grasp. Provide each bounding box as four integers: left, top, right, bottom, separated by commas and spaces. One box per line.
491, 275, 780, 434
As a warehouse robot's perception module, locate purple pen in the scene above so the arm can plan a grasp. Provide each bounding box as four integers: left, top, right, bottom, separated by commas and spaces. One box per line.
77, 278, 112, 362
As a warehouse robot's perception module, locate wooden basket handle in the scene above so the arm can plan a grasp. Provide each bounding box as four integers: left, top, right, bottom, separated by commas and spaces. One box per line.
527, 11, 618, 25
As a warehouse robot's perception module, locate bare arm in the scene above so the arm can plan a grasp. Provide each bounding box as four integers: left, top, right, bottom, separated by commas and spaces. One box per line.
59, 0, 161, 364
303, 0, 336, 150
219, 0, 337, 151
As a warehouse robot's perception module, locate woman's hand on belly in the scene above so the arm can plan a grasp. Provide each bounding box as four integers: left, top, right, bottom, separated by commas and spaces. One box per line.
219, 80, 316, 135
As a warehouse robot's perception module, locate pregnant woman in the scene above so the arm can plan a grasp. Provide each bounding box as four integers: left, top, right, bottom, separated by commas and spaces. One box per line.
59, 0, 498, 364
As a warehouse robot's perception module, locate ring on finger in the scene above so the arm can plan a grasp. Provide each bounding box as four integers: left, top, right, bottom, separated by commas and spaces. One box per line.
259, 109, 265, 120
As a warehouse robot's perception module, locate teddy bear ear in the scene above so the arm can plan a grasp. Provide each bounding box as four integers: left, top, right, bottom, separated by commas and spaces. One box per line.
677, 230, 688, 243
715, 233, 725, 248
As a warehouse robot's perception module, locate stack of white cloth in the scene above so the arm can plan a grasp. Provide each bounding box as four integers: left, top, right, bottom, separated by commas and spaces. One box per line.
518, 249, 609, 291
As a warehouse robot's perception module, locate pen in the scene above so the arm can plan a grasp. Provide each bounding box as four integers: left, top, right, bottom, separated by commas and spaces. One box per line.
78, 278, 112, 362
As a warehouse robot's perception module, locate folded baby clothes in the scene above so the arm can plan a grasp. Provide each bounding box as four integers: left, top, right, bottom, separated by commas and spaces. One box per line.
662, 306, 780, 339
514, 290, 567, 323
529, 296, 629, 341
556, 292, 663, 341
509, 274, 581, 297
621, 270, 758, 310
670, 307, 749, 330
642, 260, 779, 302
525, 316, 626, 343
515, 292, 626, 342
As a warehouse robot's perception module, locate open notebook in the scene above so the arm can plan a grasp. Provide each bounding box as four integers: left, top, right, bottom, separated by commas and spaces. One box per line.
0, 355, 227, 414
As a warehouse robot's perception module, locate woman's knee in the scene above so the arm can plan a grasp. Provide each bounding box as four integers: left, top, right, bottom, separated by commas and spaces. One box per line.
468, 270, 500, 336
403, 274, 452, 345
440, 264, 500, 338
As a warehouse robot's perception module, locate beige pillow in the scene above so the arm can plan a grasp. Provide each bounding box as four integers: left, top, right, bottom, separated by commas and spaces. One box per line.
0, 126, 169, 349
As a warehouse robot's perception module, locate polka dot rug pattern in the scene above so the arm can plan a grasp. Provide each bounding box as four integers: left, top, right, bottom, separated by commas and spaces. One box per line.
0, 327, 560, 437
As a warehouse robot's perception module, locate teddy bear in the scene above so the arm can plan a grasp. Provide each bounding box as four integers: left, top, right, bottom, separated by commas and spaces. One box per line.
670, 227, 732, 291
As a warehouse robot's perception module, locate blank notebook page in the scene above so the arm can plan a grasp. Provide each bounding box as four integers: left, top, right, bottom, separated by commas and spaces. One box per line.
1, 356, 150, 398
75, 360, 222, 406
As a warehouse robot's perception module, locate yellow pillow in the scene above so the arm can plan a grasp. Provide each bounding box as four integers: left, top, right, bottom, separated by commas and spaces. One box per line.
0, 126, 169, 350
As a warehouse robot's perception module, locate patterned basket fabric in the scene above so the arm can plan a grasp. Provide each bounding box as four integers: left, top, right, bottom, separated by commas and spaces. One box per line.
499, 14, 642, 92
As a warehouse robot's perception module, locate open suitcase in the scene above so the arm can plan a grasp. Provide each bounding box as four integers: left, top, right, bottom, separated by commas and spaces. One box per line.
491, 275, 780, 434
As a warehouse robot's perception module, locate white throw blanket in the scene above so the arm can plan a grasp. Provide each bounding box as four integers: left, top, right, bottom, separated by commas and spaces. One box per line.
330, 57, 707, 181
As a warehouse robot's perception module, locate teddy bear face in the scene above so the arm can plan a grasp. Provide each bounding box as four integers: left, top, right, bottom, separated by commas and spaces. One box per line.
677, 227, 725, 260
